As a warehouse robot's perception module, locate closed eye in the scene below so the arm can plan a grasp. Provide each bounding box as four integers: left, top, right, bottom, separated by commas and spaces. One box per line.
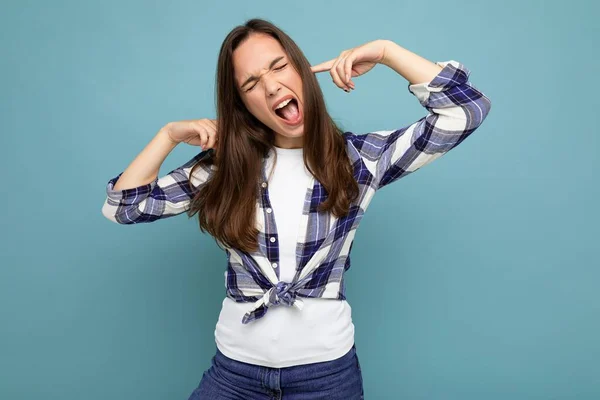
245, 64, 288, 92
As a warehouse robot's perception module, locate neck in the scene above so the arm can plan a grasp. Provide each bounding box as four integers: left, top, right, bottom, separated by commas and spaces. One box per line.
274, 133, 304, 149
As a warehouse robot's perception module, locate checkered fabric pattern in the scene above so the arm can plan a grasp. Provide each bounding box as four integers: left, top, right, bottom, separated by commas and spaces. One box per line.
102, 60, 492, 324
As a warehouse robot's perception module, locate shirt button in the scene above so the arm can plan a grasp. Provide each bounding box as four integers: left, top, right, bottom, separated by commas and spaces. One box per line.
266, 207, 272, 213
270, 237, 276, 243
261, 182, 267, 188
272, 262, 278, 268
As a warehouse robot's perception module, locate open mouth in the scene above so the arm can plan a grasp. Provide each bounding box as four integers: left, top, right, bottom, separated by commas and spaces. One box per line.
274, 98, 303, 126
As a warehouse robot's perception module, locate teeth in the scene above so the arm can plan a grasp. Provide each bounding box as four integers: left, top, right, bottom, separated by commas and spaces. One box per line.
275, 98, 292, 110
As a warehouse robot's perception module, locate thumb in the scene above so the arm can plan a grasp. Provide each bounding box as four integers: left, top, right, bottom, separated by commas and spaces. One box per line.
311, 58, 335, 73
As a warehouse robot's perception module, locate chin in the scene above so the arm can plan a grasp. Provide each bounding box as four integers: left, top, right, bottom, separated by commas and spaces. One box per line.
278, 125, 304, 137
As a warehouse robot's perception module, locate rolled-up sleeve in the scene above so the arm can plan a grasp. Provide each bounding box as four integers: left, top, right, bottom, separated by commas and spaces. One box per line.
345, 60, 492, 190
101, 148, 215, 224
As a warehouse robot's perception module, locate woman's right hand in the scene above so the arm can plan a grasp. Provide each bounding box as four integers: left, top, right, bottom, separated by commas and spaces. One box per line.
163, 119, 218, 149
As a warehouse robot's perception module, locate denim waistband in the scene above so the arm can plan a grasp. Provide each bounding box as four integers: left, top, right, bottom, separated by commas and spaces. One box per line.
213, 342, 357, 376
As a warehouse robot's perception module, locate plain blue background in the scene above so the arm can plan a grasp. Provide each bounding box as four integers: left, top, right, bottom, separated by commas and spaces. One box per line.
1, 0, 599, 399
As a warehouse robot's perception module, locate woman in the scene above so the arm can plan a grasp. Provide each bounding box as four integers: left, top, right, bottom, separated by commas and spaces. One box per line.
102, 18, 491, 400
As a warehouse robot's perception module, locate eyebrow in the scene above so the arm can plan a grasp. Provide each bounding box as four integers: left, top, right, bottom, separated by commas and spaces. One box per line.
240, 56, 286, 90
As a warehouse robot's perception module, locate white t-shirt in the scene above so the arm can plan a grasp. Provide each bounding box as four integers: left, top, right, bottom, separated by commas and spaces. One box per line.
213, 145, 355, 368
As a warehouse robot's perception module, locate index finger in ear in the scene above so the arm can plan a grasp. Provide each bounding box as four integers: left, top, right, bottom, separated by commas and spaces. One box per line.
311, 58, 336, 73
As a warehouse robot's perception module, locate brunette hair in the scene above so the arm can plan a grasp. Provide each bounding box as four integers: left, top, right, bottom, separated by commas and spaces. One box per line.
187, 18, 359, 253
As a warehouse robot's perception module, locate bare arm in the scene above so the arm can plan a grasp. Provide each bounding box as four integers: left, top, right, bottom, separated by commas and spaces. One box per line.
102, 119, 218, 224
380, 40, 444, 85
112, 124, 178, 191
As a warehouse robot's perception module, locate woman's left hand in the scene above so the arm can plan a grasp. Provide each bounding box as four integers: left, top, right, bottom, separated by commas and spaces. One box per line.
311, 39, 389, 92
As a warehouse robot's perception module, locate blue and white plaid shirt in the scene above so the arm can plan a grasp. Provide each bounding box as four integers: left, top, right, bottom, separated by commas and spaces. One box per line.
102, 60, 492, 324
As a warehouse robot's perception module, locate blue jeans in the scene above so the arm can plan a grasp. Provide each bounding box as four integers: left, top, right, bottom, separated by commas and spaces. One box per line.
187, 343, 364, 399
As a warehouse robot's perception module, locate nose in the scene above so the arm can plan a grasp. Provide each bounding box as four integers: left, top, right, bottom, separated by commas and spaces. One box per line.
264, 76, 281, 97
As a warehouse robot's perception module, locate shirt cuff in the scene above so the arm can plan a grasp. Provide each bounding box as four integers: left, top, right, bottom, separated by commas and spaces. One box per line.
407, 60, 470, 105
105, 172, 158, 205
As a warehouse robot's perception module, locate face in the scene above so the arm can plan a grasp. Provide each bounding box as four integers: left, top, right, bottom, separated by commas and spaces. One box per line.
233, 33, 305, 149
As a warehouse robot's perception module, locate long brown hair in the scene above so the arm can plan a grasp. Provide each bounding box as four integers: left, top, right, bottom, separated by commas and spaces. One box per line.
187, 18, 359, 253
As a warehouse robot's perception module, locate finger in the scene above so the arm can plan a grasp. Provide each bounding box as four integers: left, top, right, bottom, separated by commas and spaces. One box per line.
207, 120, 219, 148
206, 127, 217, 149
195, 123, 209, 148
335, 56, 351, 91
185, 131, 204, 147
343, 56, 355, 89
311, 58, 335, 73
330, 56, 348, 91
206, 119, 218, 134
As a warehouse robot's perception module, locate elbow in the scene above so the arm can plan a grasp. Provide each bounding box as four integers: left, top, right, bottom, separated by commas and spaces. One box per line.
468, 86, 492, 128
101, 199, 138, 224
461, 93, 492, 132
479, 93, 492, 124
101, 197, 155, 224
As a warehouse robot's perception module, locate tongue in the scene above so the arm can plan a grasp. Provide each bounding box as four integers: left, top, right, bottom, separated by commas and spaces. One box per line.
280, 100, 299, 122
